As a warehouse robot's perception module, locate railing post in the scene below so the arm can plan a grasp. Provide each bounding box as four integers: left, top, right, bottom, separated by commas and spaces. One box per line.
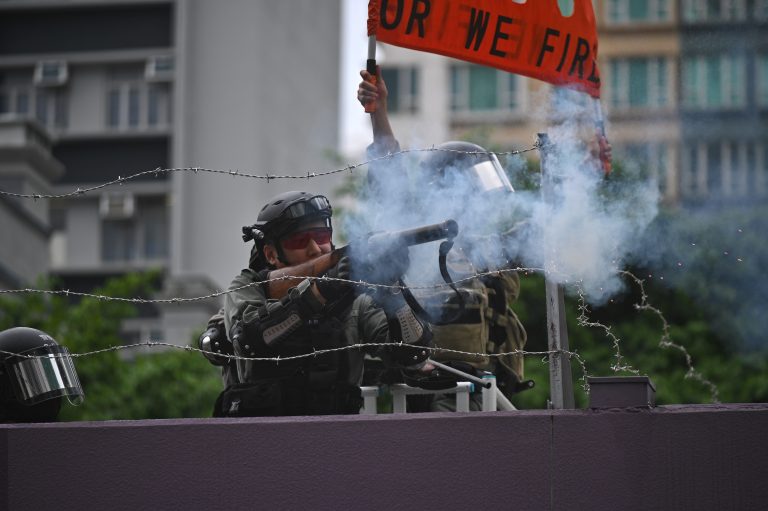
538, 133, 575, 409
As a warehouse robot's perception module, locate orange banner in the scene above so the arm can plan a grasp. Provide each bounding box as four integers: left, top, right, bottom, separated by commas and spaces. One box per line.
368, 0, 601, 98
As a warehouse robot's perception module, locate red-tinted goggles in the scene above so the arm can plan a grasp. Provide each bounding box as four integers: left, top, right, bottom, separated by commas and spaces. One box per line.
281, 228, 333, 250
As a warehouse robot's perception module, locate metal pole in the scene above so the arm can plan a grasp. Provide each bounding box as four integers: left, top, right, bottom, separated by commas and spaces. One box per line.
537, 133, 576, 409
428, 359, 491, 389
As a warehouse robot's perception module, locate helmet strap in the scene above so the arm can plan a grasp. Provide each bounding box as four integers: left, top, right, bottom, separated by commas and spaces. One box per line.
274, 243, 290, 267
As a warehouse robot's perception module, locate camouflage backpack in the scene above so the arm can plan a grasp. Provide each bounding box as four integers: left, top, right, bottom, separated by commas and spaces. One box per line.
414, 260, 527, 391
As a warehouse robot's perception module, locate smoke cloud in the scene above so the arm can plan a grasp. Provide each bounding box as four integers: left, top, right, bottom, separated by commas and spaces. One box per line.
347, 92, 660, 306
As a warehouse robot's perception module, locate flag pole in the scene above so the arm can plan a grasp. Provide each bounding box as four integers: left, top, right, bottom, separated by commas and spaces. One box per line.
593, 98, 612, 175
364, 1, 379, 113
364, 35, 378, 113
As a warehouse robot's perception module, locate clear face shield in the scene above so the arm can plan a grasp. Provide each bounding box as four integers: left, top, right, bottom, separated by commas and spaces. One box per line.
466, 153, 515, 195
6, 345, 84, 406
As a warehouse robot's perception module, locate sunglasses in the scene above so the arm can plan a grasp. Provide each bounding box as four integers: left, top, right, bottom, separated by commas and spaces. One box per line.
281, 228, 333, 250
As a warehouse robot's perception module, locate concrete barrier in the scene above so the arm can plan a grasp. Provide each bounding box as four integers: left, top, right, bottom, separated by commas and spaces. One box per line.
1, 403, 767, 510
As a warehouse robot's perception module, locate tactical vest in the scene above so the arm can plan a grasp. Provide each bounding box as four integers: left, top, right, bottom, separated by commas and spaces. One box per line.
214, 293, 362, 417
414, 264, 527, 393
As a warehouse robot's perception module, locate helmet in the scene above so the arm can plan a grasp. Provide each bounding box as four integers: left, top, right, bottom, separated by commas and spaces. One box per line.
421, 141, 514, 195
241, 191, 333, 269
0, 327, 84, 423
242, 191, 333, 243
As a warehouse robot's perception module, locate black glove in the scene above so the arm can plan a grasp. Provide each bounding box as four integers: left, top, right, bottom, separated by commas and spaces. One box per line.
199, 310, 232, 366
364, 241, 411, 286
316, 256, 354, 302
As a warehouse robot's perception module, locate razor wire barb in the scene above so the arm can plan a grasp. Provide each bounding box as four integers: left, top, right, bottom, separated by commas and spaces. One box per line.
0, 144, 540, 200
620, 271, 720, 403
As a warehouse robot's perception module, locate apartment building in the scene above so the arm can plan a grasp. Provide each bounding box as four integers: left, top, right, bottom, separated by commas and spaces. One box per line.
0, 118, 63, 288
676, 0, 768, 203
0, 0, 344, 344
374, 0, 768, 205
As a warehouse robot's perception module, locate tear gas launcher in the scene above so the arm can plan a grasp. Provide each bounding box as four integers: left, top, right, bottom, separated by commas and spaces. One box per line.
264, 220, 459, 300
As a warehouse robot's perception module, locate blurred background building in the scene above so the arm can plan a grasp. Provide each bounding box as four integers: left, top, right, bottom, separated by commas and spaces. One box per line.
0, 0, 344, 345
374, 0, 768, 205
1, 0, 767, 344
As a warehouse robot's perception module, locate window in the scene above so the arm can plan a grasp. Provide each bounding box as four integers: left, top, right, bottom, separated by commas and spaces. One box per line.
102, 219, 136, 262
100, 196, 168, 263
142, 202, 168, 259
681, 143, 702, 198
0, 70, 68, 130
450, 64, 521, 114
757, 143, 768, 196
682, 0, 747, 22
106, 81, 170, 130
609, 57, 668, 109
380, 66, 419, 113
758, 54, 768, 107
106, 66, 171, 130
606, 0, 670, 23
682, 54, 746, 109
757, 0, 768, 19
680, 141, 766, 199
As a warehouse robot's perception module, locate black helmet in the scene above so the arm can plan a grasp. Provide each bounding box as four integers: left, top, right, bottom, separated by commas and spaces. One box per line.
241, 191, 333, 269
421, 141, 514, 195
0, 327, 84, 423
242, 191, 333, 243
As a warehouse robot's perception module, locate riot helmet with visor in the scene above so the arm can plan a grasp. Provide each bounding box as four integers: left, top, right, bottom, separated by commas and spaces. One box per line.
0, 327, 84, 423
421, 141, 514, 196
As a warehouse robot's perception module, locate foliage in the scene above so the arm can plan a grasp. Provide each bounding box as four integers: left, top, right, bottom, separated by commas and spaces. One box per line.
0, 272, 221, 421
509, 269, 768, 410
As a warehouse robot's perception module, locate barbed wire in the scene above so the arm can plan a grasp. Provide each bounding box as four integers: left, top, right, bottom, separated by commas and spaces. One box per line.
0, 266, 548, 304
0, 144, 540, 200
0, 341, 590, 388
576, 287, 640, 375
620, 271, 720, 403
1, 268, 720, 400
4, 267, 720, 400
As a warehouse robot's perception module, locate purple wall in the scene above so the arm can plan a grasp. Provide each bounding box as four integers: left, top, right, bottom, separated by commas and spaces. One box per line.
2, 403, 767, 510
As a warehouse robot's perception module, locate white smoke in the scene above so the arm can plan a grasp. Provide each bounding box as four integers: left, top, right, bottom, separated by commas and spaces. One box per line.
347, 91, 660, 305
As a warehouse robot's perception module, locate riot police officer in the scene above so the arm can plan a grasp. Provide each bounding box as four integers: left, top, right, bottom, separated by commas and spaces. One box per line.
206, 191, 432, 417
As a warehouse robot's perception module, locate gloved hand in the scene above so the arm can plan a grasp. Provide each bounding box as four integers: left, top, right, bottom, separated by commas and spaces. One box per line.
315, 256, 354, 302
199, 310, 232, 366
364, 241, 411, 286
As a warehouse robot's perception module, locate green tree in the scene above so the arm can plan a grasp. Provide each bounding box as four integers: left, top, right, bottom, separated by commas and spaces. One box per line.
0, 272, 222, 421
510, 269, 768, 410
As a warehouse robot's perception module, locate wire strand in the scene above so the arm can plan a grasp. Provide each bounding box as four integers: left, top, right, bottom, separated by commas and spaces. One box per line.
0, 145, 539, 200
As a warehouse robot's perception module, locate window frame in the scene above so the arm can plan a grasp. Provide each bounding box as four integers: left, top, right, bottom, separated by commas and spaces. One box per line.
449, 63, 524, 118
609, 56, 669, 110
379, 66, 419, 114
682, 54, 746, 110
681, 0, 747, 23
605, 0, 671, 24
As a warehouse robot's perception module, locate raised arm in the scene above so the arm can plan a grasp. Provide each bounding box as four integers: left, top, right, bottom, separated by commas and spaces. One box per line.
358, 67, 399, 154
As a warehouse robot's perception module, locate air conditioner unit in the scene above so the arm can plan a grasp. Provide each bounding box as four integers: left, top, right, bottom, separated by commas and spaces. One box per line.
34, 61, 68, 87
99, 192, 135, 219
145, 56, 174, 82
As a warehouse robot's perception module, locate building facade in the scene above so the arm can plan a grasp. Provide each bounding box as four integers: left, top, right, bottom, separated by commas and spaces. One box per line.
0, 119, 63, 288
370, 0, 768, 205
0, 0, 345, 344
